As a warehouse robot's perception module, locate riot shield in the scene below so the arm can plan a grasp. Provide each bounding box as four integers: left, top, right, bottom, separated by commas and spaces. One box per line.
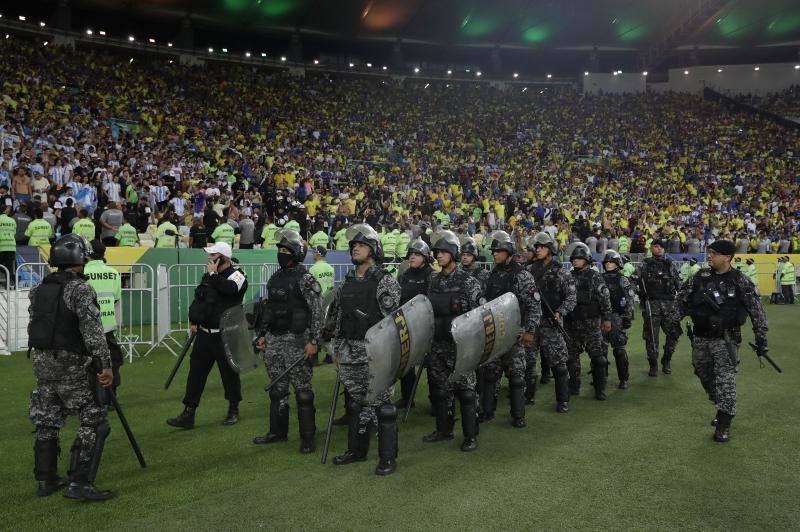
221, 301, 262, 374
451, 292, 521, 379
364, 294, 434, 403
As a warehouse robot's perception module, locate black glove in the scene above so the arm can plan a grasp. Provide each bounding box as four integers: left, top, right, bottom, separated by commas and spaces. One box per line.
321, 327, 333, 343
621, 317, 632, 329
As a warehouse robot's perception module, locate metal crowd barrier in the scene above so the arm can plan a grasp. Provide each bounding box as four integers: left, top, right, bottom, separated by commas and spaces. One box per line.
0, 265, 10, 355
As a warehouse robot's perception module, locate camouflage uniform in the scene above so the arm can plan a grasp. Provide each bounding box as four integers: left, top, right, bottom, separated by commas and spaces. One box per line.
257, 263, 323, 445
481, 262, 542, 424
28, 272, 112, 479
636, 256, 682, 372
459, 262, 490, 293
565, 267, 613, 396
524, 260, 545, 388
601, 270, 635, 385
668, 267, 768, 419
533, 260, 577, 410
326, 265, 401, 432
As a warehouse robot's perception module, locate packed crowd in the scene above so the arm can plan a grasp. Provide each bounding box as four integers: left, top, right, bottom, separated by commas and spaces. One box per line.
1, 35, 799, 260
738, 85, 800, 121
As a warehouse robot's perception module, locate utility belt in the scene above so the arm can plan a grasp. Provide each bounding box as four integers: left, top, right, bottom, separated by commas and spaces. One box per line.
199, 326, 221, 334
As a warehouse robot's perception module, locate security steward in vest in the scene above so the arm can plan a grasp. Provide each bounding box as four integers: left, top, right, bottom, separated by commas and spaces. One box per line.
479, 231, 542, 427
84, 240, 124, 403
459, 236, 490, 292
601, 250, 634, 390
28, 234, 115, 501
564, 243, 613, 400
395, 237, 434, 409
323, 223, 401, 475
423, 230, 483, 452
166, 242, 248, 429
253, 229, 323, 454
636, 238, 682, 376
529, 232, 577, 412
667, 240, 768, 443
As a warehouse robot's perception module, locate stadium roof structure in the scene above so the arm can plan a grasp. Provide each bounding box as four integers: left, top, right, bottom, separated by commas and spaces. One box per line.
12, 0, 800, 76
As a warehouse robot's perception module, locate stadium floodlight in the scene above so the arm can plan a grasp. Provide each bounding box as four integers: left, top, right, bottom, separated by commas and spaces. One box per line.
414, 67, 420, 73
754, 66, 760, 71
584, 71, 589, 76
424, 83, 430, 88
208, 47, 214, 53
18, 15, 26, 21
39, 21, 45, 27
222, 48, 228, 53
382, 65, 387, 70
261, 52, 267, 57
86, 29, 93, 35
349, 62, 355, 68
99, 30, 106, 36
281, 56, 287, 61
546, 73, 552, 79
245, 52, 251, 57
149, 38, 156, 44
717, 68, 723, 73
795, 65, 800, 70
465, 69, 471, 72
128, 35, 135, 41
169, 60, 173, 64
167, 42, 173, 47
5, 35, 9, 39
522, 87, 528, 92
513, 73, 519, 78
476, 71, 482, 76
446, 69, 452, 75
43, 41, 48, 46
684, 70, 689, 75
313, 59, 319, 64
129, 58, 134, 63
642, 71, 648, 76
366, 62, 372, 67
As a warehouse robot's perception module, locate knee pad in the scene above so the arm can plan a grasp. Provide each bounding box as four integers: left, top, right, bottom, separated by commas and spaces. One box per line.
346, 399, 363, 417
296, 390, 314, 407
269, 387, 287, 402
377, 404, 397, 421
94, 421, 111, 442
592, 356, 608, 368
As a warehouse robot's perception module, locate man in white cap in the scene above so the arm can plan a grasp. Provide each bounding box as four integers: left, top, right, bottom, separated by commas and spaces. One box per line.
166, 241, 249, 429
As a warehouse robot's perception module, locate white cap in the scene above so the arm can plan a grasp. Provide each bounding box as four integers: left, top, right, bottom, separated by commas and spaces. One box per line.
204, 242, 232, 258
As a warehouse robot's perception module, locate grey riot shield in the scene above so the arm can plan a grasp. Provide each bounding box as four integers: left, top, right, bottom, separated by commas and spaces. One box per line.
364, 294, 434, 403
221, 301, 262, 374
451, 292, 521, 379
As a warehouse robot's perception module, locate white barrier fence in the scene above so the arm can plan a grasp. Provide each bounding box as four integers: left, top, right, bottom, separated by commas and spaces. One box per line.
0, 265, 10, 355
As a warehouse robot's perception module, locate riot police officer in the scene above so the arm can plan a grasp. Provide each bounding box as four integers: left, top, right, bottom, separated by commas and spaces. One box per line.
28, 234, 115, 501
601, 250, 634, 389
667, 240, 769, 443
636, 239, 682, 376
523, 235, 546, 399
253, 229, 323, 454
166, 242, 248, 429
564, 243, 613, 400
480, 231, 542, 427
528, 232, 576, 412
395, 238, 434, 409
324, 224, 401, 475
424, 230, 483, 451
459, 236, 490, 292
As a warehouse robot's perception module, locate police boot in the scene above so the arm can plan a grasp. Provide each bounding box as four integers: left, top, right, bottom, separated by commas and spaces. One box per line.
333, 389, 351, 426
333, 402, 370, 465
661, 352, 673, 374
591, 357, 608, 401
296, 390, 316, 454
524, 378, 537, 405
375, 404, 398, 476
457, 390, 478, 452
222, 401, 239, 426
166, 405, 196, 429
394, 370, 416, 409
423, 388, 455, 442
478, 374, 497, 423
64, 423, 113, 501
713, 411, 733, 443
253, 390, 289, 444
554, 366, 570, 413
648, 358, 659, 377
509, 377, 527, 428
567, 360, 581, 396
34, 439, 66, 497
613, 348, 630, 389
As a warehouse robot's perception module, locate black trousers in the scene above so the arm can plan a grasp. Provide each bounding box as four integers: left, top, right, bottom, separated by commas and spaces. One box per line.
782, 284, 795, 304
0, 251, 15, 287
182, 330, 242, 408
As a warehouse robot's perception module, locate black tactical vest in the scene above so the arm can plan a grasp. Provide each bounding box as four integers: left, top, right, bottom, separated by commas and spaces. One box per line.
571, 269, 601, 320
265, 267, 310, 334
603, 271, 627, 314
642, 258, 675, 300
339, 269, 384, 340
399, 265, 431, 305
188, 267, 247, 328
428, 272, 467, 342
28, 272, 87, 353
485, 261, 523, 302
689, 270, 748, 338
539, 262, 564, 314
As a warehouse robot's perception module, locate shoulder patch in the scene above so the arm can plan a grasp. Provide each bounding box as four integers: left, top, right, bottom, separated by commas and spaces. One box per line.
228, 269, 246, 291
533, 291, 541, 301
